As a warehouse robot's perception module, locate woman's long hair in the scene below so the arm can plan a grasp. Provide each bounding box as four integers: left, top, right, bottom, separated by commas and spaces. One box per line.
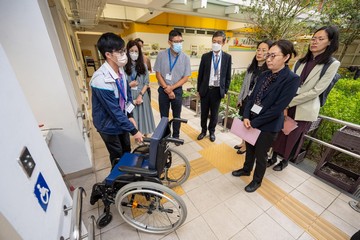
299, 26, 339, 65
247, 39, 273, 73
124, 40, 146, 76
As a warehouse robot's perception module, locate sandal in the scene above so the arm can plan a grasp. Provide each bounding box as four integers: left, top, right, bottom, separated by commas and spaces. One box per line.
273, 160, 288, 171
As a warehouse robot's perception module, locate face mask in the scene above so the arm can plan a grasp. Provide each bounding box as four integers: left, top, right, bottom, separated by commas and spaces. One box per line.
212, 43, 222, 52
112, 53, 128, 67
172, 43, 183, 53
129, 52, 139, 61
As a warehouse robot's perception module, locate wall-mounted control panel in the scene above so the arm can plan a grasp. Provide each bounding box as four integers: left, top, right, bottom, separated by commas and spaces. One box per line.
18, 147, 36, 178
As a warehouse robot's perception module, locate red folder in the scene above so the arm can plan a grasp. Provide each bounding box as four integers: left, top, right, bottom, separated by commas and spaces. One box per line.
282, 116, 298, 135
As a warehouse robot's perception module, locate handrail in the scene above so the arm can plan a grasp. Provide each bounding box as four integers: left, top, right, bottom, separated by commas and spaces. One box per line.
63, 187, 86, 240
319, 114, 360, 130
87, 216, 96, 240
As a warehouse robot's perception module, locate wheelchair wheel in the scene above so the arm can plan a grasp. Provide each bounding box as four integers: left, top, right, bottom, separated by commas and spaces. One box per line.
115, 181, 187, 234
161, 148, 190, 188
96, 212, 113, 229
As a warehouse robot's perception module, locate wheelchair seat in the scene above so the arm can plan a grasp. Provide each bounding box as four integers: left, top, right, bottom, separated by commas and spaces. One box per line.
104, 117, 171, 185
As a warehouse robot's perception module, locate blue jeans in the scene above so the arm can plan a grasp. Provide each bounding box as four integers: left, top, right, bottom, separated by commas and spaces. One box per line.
158, 86, 183, 138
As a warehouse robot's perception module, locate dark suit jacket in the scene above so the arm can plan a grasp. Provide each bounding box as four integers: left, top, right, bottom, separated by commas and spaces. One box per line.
197, 51, 232, 98
243, 66, 300, 132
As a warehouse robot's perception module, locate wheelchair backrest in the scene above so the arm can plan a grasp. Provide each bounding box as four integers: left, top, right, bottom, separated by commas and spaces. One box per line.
149, 117, 171, 174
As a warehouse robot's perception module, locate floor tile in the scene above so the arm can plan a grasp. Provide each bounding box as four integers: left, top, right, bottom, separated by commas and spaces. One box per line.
321, 210, 357, 237
207, 175, 239, 201
202, 203, 244, 240
289, 190, 325, 215
181, 175, 205, 192
101, 222, 140, 240
176, 216, 217, 240
266, 174, 294, 193
159, 232, 179, 240
199, 168, 222, 182
308, 176, 341, 197
186, 183, 221, 214
180, 194, 200, 225
247, 213, 295, 240
272, 167, 307, 188
267, 206, 304, 239
297, 180, 337, 208
224, 192, 263, 226
328, 197, 360, 229
298, 231, 315, 240
230, 228, 257, 240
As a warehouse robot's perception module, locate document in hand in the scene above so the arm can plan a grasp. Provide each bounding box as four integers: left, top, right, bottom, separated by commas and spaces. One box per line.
230, 118, 261, 146
282, 116, 298, 135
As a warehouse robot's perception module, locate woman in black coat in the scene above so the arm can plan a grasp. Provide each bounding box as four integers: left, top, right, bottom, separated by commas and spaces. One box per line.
232, 40, 300, 192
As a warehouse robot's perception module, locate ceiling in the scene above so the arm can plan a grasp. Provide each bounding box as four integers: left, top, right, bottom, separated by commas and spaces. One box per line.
62, 0, 253, 33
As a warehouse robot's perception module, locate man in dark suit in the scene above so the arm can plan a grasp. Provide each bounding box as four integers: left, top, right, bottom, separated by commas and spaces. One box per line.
197, 31, 232, 142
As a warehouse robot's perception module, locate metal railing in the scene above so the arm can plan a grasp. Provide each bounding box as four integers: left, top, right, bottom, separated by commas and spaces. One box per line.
62, 187, 96, 240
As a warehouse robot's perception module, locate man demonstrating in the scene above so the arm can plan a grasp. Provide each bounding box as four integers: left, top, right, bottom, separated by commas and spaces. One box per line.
154, 30, 191, 141
91, 33, 143, 168
197, 31, 232, 142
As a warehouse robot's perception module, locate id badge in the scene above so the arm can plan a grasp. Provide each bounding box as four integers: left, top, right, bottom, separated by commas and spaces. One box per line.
126, 102, 135, 114
251, 104, 262, 114
131, 86, 138, 90
165, 73, 172, 81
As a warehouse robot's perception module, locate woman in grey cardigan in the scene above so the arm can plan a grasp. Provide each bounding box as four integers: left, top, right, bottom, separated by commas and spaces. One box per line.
234, 39, 273, 154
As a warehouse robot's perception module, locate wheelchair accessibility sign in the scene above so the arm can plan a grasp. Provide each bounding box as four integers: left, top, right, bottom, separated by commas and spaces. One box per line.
34, 173, 51, 212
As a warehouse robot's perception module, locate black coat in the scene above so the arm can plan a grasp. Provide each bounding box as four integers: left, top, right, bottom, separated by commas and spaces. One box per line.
197, 51, 232, 98
243, 66, 300, 132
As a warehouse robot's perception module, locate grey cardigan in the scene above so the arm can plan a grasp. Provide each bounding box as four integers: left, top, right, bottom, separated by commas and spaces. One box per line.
237, 71, 254, 103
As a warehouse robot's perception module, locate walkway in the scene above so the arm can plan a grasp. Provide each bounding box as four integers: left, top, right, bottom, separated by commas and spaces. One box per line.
70, 83, 359, 240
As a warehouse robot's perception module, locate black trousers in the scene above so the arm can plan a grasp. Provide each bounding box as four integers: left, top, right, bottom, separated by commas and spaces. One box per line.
158, 86, 183, 138
243, 131, 278, 183
200, 87, 222, 134
99, 132, 131, 168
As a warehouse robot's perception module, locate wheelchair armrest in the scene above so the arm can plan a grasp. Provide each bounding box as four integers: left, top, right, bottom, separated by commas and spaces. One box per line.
166, 137, 185, 145
118, 166, 158, 177
143, 137, 151, 143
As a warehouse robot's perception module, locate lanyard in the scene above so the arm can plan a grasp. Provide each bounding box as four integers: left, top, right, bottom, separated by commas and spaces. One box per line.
212, 53, 221, 74
115, 76, 127, 102
168, 49, 179, 73
131, 71, 137, 81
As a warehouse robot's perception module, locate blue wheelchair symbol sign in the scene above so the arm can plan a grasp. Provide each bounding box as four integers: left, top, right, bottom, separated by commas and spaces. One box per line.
34, 173, 51, 212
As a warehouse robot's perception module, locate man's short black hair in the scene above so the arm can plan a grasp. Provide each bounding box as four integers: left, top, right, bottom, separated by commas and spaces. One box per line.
212, 31, 226, 43
97, 32, 125, 59
168, 30, 182, 41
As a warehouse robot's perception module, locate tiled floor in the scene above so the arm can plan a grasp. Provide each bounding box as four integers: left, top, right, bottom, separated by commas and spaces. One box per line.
70, 83, 359, 240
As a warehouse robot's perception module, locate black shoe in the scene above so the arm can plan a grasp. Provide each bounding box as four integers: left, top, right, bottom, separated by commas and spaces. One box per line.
234, 145, 241, 149
197, 132, 206, 140
245, 181, 261, 192
267, 157, 277, 168
237, 149, 246, 154
173, 137, 181, 146
232, 168, 250, 177
210, 133, 215, 142
273, 160, 288, 171
90, 184, 102, 205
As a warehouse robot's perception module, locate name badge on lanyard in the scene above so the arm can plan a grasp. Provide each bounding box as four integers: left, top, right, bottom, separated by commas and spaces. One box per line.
131, 72, 138, 90
167, 49, 179, 84
251, 104, 262, 114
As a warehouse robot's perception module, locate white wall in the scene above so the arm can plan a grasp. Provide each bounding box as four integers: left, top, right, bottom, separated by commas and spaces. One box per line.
0, 44, 73, 240
0, 0, 92, 174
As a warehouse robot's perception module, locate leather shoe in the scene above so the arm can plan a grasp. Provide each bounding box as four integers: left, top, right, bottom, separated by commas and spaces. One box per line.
234, 145, 241, 149
237, 149, 246, 154
273, 160, 288, 171
245, 181, 261, 192
210, 133, 215, 142
232, 168, 250, 177
266, 157, 277, 167
197, 132, 206, 140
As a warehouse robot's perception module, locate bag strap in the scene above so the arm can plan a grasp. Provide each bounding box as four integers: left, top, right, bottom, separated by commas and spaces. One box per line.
319, 57, 335, 79
294, 60, 301, 74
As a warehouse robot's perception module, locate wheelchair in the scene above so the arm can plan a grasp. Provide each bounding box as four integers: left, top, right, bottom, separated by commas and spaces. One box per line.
90, 117, 191, 234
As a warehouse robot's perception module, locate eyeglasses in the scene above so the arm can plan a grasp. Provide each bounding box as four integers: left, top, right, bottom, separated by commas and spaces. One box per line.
310, 37, 328, 42
113, 49, 127, 56
171, 40, 184, 44
265, 53, 283, 60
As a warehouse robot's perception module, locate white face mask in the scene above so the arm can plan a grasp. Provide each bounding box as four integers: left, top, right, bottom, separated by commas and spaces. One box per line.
212, 43, 222, 52
130, 52, 139, 61
113, 53, 128, 67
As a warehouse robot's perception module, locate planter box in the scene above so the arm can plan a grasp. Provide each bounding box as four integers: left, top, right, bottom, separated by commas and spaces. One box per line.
315, 162, 359, 193
314, 126, 360, 194
221, 117, 234, 129
190, 99, 198, 111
